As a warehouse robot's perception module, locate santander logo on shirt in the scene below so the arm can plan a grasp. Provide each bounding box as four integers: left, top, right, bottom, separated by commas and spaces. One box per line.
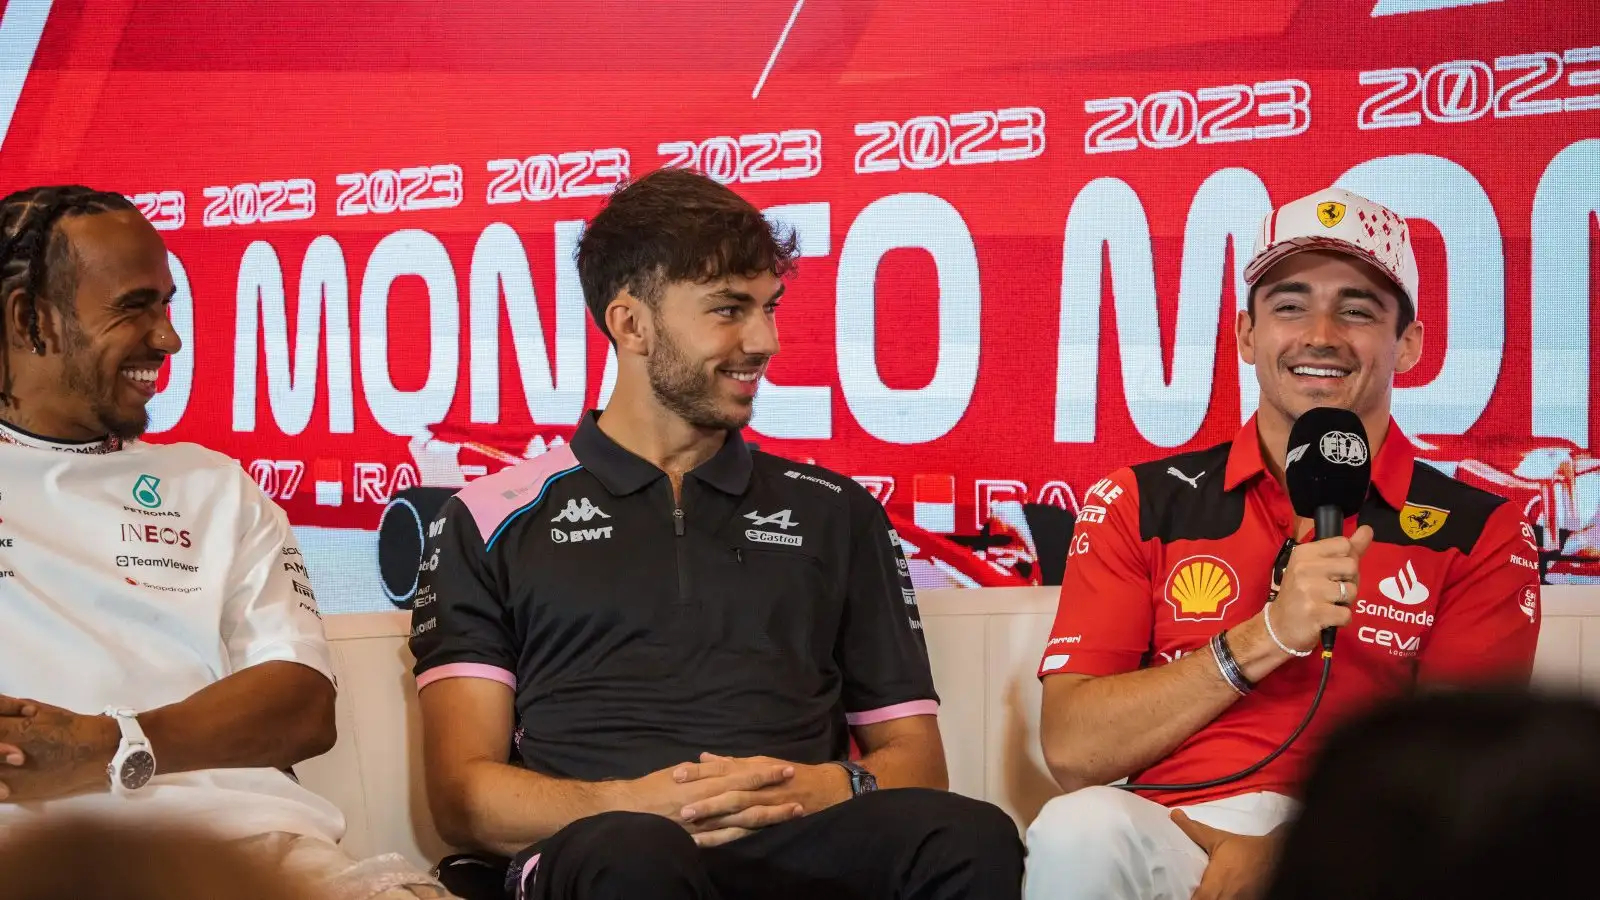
1378, 560, 1430, 606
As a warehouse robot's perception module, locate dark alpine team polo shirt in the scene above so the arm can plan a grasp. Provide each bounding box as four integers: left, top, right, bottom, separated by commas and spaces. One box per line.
410, 411, 938, 781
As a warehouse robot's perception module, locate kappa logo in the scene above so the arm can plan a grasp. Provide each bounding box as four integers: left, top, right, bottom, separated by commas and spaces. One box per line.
552, 498, 610, 524
1399, 503, 1450, 541
1317, 201, 1346, 228
1379, 560, 1430, 606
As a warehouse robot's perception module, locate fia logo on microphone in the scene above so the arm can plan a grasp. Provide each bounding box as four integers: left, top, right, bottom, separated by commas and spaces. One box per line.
1319, 432, 1368, 466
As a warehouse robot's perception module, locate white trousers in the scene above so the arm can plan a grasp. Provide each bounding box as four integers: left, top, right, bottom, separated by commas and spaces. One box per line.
1023, 787, 1298, 900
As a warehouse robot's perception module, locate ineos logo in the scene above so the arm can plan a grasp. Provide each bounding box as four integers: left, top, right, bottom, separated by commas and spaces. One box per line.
120, 523, 192, 548
1319, 432, 1369, 466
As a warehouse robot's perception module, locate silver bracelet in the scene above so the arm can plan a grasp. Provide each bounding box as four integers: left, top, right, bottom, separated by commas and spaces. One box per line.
1263, 603, 1313, 658
1210, 632, 1253, 695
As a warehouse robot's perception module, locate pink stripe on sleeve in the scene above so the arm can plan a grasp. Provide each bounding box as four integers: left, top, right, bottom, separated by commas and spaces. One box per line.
845, 699, 939, 726
516, 853, 541, 900
416, 662, 516, 690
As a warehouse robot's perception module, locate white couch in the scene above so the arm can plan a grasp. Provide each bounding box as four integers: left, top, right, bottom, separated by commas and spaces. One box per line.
296, 585, 1600, 868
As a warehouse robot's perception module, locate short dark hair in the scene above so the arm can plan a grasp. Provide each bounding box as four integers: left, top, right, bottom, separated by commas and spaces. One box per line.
575, 168, 799, 341
0, 185, 138, 401
1267, 689, 1600, 900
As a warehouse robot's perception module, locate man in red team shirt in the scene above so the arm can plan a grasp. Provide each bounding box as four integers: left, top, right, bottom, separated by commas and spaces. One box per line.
1024, 188, 1541, 900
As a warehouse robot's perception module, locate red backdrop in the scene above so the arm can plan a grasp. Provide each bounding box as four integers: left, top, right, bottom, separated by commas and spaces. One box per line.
2, 0, 1596, 609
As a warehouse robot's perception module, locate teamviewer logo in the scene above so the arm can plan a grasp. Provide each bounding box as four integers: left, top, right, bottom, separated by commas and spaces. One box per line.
116, 556, 130, 567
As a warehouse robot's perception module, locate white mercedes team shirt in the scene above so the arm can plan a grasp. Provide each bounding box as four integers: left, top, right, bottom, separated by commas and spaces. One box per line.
0, 422, 344, 842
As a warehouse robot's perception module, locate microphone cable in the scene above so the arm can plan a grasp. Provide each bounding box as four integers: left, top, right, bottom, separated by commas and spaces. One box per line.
1119, 538, 1334, 793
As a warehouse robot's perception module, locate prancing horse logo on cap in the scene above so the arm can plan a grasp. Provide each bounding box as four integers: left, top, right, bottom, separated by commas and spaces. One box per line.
1317, 201, 1346, 228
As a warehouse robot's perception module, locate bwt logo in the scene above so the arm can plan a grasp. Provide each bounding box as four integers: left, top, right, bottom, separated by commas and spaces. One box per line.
120, 524, 192, 548
551, 527, 613, 543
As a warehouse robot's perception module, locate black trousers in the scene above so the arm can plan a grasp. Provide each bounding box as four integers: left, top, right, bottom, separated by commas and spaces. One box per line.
506, 788, 1023, 900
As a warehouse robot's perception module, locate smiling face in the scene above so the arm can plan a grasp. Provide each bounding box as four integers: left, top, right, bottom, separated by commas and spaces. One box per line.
1238, 248, 1422, 442
641, 272, 783, 431
5, 210, 180, 439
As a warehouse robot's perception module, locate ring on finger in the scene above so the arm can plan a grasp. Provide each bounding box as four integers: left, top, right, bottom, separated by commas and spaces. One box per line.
1337, 580, 1349, 604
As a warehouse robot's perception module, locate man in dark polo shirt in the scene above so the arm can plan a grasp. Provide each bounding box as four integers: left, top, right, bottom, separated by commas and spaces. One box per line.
1024, 188, 1540, 900
410, 168, 1022, 900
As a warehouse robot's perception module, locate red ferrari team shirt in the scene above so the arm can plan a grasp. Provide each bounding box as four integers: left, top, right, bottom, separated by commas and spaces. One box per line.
1040, 416, 1540, 806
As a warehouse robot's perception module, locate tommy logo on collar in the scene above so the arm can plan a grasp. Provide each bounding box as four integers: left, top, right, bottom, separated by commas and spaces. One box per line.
745, 509, 802, 547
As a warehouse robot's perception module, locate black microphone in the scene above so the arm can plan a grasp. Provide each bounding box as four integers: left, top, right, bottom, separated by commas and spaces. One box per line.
1283, 407, 1372, 652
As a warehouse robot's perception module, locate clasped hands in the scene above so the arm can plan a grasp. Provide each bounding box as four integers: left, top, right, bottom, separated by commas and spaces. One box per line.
0, 695, 119, 802
630, 752, 852, 848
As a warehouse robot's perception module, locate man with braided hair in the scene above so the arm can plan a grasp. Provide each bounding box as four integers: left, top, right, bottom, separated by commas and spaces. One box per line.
0, 186, 455, 898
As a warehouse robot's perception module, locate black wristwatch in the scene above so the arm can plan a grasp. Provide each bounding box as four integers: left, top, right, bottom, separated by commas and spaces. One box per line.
830, 760, 878, 797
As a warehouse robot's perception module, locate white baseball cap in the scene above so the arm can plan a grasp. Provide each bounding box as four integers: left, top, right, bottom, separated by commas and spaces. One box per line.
1243, 187, 1419, 317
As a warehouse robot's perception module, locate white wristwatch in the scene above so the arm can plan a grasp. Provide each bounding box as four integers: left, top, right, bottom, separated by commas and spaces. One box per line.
103, 707, 156, 793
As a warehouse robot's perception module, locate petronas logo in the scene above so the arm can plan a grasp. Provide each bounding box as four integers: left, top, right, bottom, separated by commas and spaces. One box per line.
132, 475, 163, 509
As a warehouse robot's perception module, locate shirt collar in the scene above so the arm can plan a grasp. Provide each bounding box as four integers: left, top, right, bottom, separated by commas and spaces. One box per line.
1223, 413, 1414, 509
0, 419, 123, 454
570, 410, 753, 497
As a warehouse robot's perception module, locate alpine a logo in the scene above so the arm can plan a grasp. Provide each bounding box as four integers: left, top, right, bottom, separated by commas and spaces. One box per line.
551, 498, 610, 524
744, 508, 802, 547
744, 509, 796, 530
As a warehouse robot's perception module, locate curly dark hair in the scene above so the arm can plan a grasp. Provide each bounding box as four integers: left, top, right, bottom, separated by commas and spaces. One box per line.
0, 185, 138, 402
575, 168, 799, 341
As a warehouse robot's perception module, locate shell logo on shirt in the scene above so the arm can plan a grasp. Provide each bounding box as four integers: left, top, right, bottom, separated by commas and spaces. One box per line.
1165, 555, 1240, 622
